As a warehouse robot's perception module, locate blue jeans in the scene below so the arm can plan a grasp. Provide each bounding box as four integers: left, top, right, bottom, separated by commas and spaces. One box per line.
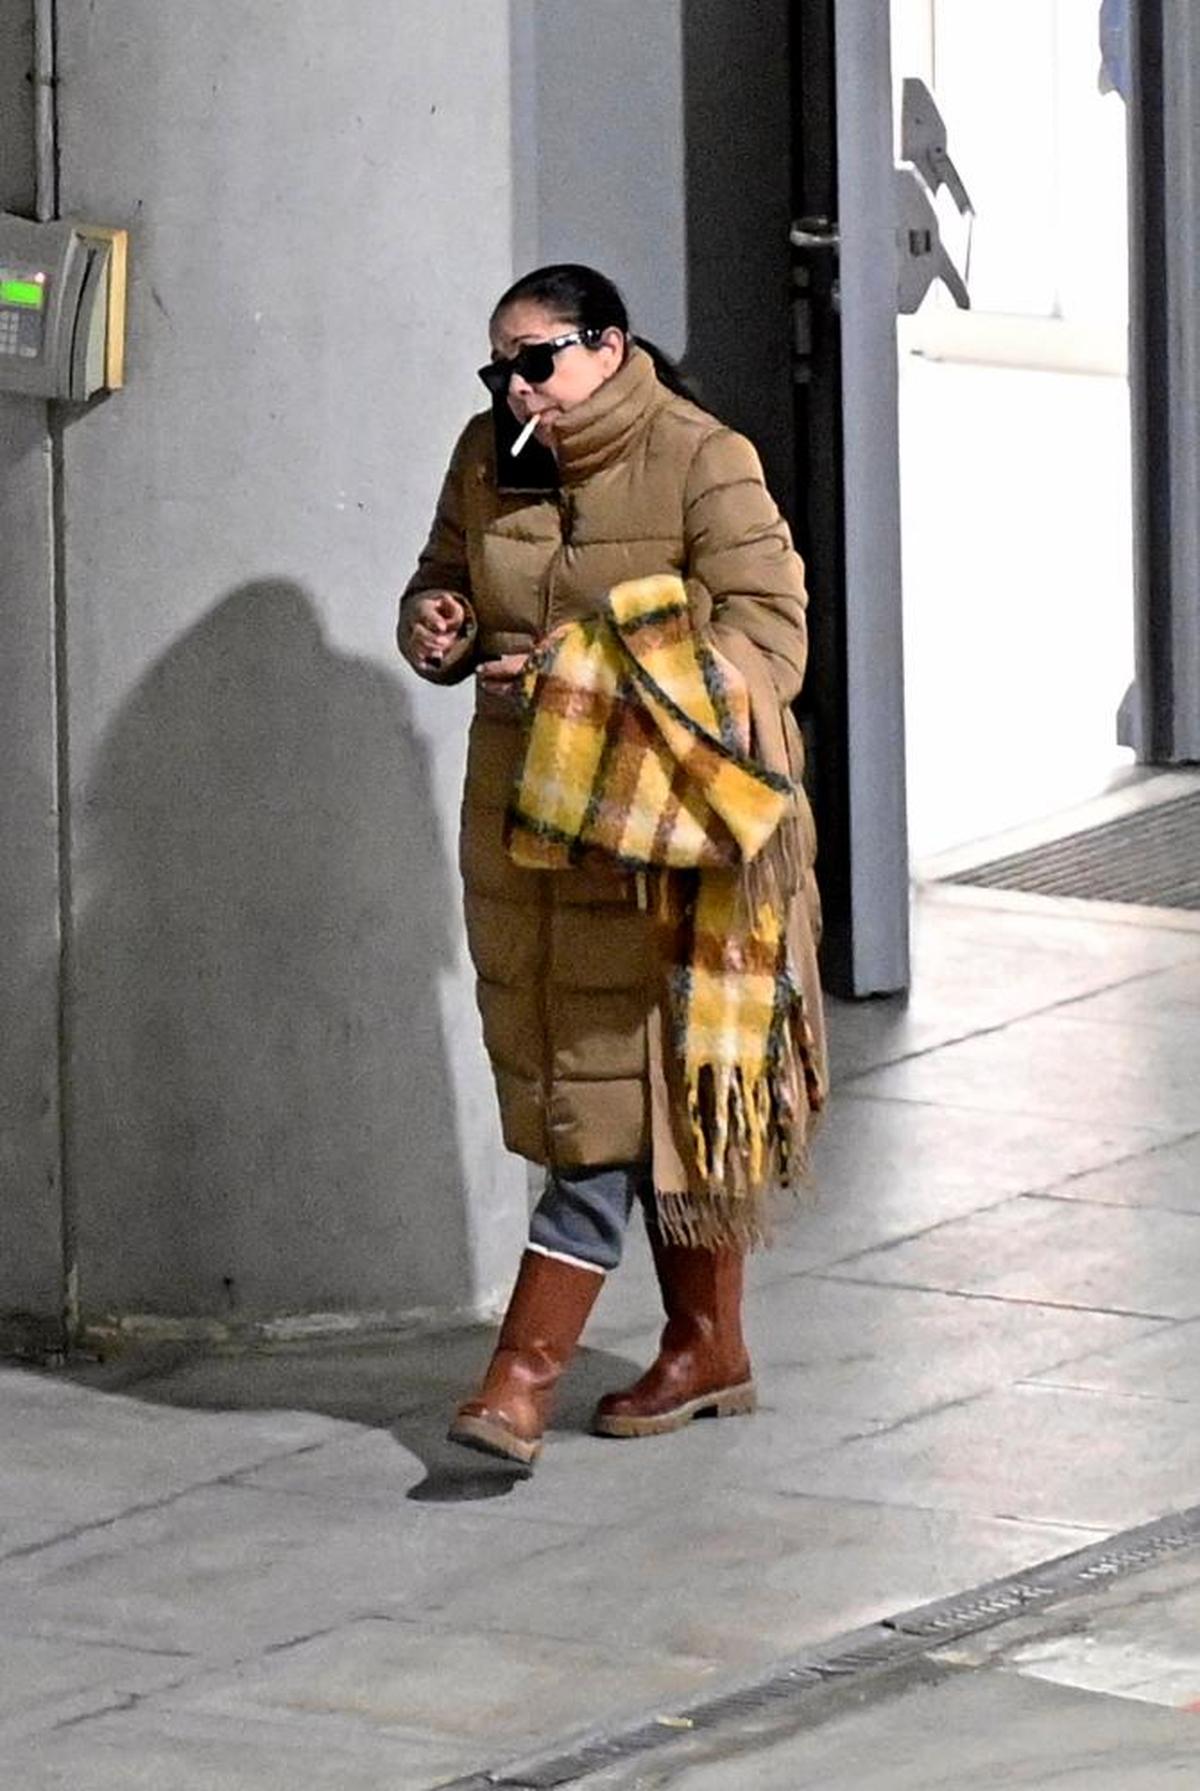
528, 1162, 654, 1273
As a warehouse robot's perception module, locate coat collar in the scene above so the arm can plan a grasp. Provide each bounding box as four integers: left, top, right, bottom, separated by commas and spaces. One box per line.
551, 346, 664, 484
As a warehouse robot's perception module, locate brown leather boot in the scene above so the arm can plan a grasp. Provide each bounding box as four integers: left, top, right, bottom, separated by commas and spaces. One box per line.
448, 1250, 604, 1468
592, 1234, 755, 1437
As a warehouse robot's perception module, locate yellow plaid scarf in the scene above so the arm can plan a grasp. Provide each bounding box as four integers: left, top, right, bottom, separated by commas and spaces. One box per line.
507, 574, 822, 1247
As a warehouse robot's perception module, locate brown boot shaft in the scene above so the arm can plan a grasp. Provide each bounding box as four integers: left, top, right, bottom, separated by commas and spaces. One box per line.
593, 1237, 754, 1437
450, 1250, 603, 1466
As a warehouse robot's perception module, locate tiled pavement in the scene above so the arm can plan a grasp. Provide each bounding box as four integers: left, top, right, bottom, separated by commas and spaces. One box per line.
585, 1537, 1200, 1786
4, 880, 1200, 1787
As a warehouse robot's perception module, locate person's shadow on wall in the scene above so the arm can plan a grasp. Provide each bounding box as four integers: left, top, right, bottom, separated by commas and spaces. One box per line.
70, 580, 474, 1322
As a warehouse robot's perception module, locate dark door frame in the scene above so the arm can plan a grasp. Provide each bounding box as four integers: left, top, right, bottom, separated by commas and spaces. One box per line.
1128, 0, 1200, 764
790, 0, 911, 999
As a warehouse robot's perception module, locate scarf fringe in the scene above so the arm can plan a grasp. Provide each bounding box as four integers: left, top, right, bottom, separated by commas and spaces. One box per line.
662, 997, 821, 1253
654, 1187, 772, 1253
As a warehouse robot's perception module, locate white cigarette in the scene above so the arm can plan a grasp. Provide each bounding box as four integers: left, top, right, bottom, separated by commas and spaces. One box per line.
511, 414, 539, 457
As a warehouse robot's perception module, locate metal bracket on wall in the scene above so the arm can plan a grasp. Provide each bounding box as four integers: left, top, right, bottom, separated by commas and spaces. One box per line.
894, 165, 970, 313
901, 77, 974, 217
895, 76, 973, 317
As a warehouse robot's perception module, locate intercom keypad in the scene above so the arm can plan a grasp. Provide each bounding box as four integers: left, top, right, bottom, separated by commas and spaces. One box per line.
0, 268, 48, 360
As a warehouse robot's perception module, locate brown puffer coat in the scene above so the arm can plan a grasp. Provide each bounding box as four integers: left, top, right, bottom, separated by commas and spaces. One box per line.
400, 347, 825, 1174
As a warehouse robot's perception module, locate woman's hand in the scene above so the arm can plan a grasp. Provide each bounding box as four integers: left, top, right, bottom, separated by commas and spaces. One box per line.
398, 591, 468, 673
476, 652, 529, 713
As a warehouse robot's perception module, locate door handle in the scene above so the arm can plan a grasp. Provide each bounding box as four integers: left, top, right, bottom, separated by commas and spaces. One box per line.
790, 217, 840, 252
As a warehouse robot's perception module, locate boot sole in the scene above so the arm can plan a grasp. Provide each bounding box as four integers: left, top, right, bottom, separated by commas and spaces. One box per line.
592, 1380, 757, 1438
447, 1412, 541, 1468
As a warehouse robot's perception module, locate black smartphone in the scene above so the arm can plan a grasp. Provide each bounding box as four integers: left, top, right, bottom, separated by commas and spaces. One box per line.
491, 395, 558, 495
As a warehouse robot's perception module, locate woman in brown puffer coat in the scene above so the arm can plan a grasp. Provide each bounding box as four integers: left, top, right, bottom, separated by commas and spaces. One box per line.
397, 264, 825, 1470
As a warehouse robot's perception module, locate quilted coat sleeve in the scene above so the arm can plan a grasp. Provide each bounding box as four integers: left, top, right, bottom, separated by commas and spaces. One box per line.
397, 420, 480, 686
682, 426, 809, 706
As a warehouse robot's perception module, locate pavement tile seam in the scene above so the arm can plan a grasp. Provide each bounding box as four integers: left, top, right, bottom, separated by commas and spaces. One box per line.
130, 1617, 724, 1758
44, 1690, 156, 1735
227, 1454, 639, 1533
266, 1475, 594, 1525
1017, 1186, 1200, 1218
0, 1705, 495, 1789
1034, 1187, 1200, 1221
837, 1082, 1191, 1131
60, 1692, 497, 1759
1048, 957, 1200, 1003
1023, 1124, 1200, 1191
1017, 1378, 1199, 1407
0, 1622, 195, 1661
811, 1269, 1181, 1326
747, 1193, 1028, 1292
352, 1609, 729, 1681
789, 1386, 999, 1450
0, 1693, 147, 1749
830, 952, 1200, 1087
746, 1485, 1108, 1535
0, 1437, 335, 1569
992, 1319, 1183, 1381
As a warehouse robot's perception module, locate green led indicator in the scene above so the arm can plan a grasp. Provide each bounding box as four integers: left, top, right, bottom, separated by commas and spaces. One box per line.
0, 279, 45, 310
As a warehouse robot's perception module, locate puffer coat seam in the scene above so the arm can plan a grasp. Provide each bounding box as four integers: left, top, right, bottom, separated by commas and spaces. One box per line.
684, 478, 761, 511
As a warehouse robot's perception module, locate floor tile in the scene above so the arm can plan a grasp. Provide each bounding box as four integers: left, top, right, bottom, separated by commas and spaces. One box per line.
850, 1011, 1200, 1130
1042, 1130, 1200, 1215
746, 1274, 1165, 1427
749, 1096, 1182, 1280
773, 1382, 1200, 1530
0, 1482, 581, 1659
1023, 1317, 1200, 1403
406, 1489, 1090, 1670
0, 1631, 188, 1724
0, 1702, 485, 1790
155, 1615, 720, 1747
586, 1664, 1200, 1790
830, 889, 1200, 1081
0, 1367, 341, 1557
823, 1194, 1200, 1319
1057, 958, 1200, 1028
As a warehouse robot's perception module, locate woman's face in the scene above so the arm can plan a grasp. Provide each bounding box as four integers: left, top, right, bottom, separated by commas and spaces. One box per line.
490, 299, 625, 445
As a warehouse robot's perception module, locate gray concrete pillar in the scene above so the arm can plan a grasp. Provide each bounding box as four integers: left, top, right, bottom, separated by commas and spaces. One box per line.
2, 1, 530, 1341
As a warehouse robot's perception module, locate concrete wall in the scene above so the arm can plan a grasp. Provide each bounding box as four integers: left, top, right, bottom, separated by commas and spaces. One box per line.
0, 0, 531, 1334
515, 0, 795, 511
2, 0, 799, 1337
0, 0, 62, 1334
513, 0, 688, 357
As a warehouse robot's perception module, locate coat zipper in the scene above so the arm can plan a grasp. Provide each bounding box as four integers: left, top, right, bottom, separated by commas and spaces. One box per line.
535, 488, 572, 1158
538, 490, 573, 637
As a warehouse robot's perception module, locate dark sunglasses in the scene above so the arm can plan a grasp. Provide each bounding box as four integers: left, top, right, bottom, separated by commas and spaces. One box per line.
477, 328, 602, 395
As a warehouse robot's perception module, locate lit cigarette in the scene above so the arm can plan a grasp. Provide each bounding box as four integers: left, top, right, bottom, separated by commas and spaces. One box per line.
511, 414, 539, 457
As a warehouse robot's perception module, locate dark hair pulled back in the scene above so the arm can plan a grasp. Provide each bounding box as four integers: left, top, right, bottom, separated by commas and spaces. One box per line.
491, 262, 699, 404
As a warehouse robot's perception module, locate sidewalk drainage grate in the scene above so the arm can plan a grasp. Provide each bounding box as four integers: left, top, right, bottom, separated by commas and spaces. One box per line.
885, 1504, 1200, 1638
942, 790, 1200, 908
433, 1503, 1200, 1790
